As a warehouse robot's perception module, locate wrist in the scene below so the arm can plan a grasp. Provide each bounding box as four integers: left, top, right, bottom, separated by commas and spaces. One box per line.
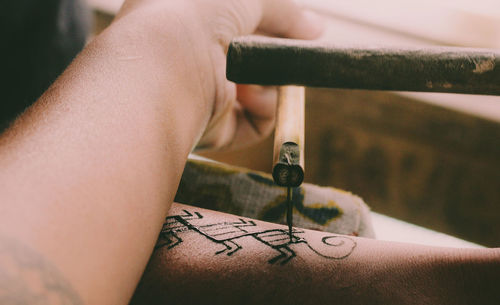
97, 8, 216, 146
111, 2, 217, 106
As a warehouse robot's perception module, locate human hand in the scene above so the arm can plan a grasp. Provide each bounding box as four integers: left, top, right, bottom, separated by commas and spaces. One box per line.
115, 0, 323, 151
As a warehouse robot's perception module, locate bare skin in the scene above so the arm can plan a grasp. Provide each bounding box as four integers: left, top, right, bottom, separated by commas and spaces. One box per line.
0, 0, 498, 305
131, 203, 500, 305
0, 1, 322, 304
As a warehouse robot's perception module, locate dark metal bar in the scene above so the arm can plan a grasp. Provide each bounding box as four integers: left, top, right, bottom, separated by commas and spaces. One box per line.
227, 36, 500, 95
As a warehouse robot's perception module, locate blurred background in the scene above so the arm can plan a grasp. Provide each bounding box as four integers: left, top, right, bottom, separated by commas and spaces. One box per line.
3, 0, 499, 246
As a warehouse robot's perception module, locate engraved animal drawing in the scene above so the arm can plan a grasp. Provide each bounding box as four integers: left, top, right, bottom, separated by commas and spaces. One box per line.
156, 210, 356, 265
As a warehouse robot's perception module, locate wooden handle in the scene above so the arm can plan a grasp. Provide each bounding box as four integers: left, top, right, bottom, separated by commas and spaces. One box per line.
272, 86, 305, 187
227, 36, 500, 95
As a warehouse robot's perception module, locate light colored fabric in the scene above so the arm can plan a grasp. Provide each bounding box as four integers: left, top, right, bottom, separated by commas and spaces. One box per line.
371, 212, 482, 248
175, 158, 375, 238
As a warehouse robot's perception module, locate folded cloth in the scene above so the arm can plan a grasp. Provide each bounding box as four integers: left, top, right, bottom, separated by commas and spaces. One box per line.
175, 158, 375, 238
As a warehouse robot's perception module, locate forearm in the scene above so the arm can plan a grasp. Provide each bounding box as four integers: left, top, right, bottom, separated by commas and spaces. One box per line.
131, 203, 500, 305
0, 12, 209, 305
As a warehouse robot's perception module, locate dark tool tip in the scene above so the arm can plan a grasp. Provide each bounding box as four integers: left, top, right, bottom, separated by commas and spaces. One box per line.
286, 186, 293, 242
272, 143, 304, 187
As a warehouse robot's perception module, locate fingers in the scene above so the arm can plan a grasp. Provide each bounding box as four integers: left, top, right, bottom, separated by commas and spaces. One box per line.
196, 85, 277, 151
258, 1, 324, 39
236, 85, 277, 123
211, 0, 324, 45
196, 0, 322, 150
236, 84, 278, 138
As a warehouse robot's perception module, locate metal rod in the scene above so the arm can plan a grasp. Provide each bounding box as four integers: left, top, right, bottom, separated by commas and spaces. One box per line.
227, 36, 500, 95
286, 186, 293, 241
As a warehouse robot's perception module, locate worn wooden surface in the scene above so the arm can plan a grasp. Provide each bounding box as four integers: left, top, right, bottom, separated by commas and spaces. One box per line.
227, 36, 500, 95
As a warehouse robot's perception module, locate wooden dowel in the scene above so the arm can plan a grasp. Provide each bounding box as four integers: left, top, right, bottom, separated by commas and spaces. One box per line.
227, 36, 500, 96
272, 86, 305, 187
